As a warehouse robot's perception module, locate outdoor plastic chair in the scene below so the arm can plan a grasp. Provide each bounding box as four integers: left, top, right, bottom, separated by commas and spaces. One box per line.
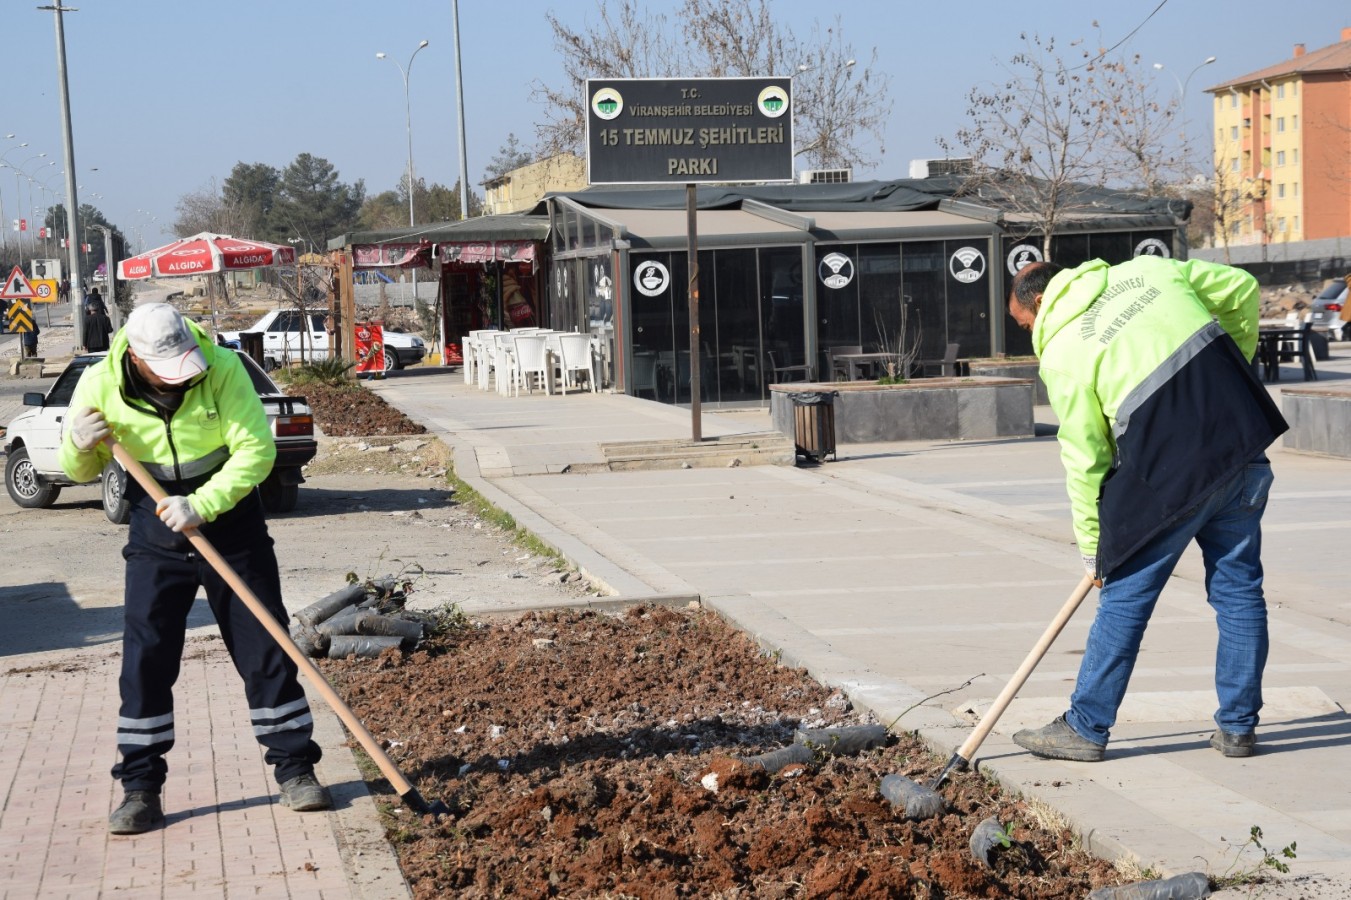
827, 344, 863, 381
920, 343, 960, 377
767, 350, 812, 383
556, 332, 597, 393
512, 334, 550, 395
632, 352, 659, 399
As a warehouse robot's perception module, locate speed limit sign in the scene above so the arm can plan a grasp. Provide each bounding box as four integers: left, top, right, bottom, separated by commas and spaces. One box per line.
31, 278, 58, 303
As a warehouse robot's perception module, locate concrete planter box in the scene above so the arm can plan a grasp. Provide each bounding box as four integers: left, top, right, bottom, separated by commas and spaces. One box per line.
968, 358, 1048, 405
770, 377, 1035, 444
1281, 385, 1351, 459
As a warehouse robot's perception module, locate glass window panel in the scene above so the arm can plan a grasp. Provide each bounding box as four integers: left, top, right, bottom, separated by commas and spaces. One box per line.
1050, 234, 1090, 269
944, 239, 990, 359
815, 245, 860, 375
760, 247, 807, 378
630, 252, 675, 401
858, 244, 902, 355
899, 241, 946, 361
711, 248, 761, 402
1089, 232, 1132, 264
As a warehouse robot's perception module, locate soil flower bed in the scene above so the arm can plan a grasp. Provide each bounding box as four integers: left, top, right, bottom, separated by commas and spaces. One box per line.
321, 605, 1127, 898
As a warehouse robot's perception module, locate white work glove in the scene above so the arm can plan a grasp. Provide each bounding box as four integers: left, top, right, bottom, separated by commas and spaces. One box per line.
156, 496, 204, 533
1081, 554, 1102, 587
70, 406, 110, 452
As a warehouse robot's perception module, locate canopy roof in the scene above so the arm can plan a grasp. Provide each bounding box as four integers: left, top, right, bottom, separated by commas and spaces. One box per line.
532, 175, 1188, 222
327, 214, 549, 251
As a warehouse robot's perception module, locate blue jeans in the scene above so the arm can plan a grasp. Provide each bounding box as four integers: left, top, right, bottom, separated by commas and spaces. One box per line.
1066, 456, 1274, 746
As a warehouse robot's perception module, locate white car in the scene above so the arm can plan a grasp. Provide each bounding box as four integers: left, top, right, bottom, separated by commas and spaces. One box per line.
218, 309, 426, 372
4, 350, 317, 520
1308, 282, 1348, 341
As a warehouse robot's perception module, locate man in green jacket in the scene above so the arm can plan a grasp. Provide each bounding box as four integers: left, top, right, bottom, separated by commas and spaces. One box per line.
60, 302, 330, 834
1007, 256, 1286, 762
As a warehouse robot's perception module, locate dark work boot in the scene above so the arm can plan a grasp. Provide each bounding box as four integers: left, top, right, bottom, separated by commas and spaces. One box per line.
279, 773, 332, 811
1210, 730, 1256, 758
109, 790, 164, 835
1012, 715, 1106, 762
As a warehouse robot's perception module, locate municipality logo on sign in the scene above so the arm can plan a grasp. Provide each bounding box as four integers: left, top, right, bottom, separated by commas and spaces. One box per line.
592, 87, 623, 121
757, 85, 789, 118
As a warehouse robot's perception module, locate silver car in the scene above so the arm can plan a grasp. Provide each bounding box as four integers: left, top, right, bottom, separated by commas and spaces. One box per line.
1309, 282, 1348, 340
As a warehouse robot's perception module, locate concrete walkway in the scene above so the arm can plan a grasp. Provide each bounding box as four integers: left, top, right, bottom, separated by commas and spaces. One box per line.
367, 355, 1351, 898
5, 293, 1351, 896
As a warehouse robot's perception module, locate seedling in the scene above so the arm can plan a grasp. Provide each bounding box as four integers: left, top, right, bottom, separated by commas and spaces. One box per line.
1215, 825, 1297, 889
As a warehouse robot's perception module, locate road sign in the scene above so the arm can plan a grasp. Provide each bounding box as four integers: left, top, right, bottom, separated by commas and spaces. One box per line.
585, 77, 793, 185
31, 279, 57, 303
6, 299, 34, 333
1, 266, 38, 300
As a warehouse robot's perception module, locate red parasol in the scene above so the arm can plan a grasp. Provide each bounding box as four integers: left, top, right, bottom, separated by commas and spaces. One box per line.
117, 232, 296, 280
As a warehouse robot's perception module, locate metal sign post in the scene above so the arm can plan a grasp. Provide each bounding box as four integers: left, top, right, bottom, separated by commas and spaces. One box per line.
687, 183, 701, 440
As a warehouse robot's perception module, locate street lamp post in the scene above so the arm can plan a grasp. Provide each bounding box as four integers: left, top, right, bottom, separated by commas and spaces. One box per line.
12, 153, 47, 257
377, 39, 430, 309
1153, 56, 1217, 175
376, 40, 430, 228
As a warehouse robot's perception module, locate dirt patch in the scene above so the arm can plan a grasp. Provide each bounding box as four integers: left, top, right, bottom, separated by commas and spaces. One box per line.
321, 605, 1128, 898
293, 381, 427, 438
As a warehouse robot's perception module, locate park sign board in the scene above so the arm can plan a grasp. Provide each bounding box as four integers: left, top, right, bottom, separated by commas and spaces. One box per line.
585, 77, 793, 185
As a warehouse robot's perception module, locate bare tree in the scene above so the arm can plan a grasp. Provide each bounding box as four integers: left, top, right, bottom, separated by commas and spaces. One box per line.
173, 178, 251, 237
939, 32, 1179, 258
533, 0, 891, 172
939, 34, 1114, 259
1089, 51, 1182, 195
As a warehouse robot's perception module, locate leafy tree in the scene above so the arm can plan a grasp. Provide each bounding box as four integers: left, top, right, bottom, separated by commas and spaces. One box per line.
485, 133, 534, 180
358, 190, 407, 231
534, 0, 892, 171
423, 179, 482, 221
222, 162, 281, 237
268, 153, 365, 249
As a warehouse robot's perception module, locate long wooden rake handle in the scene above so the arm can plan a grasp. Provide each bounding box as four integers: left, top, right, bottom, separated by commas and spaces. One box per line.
109, 440, 445, 815
932, 574, 1096, 788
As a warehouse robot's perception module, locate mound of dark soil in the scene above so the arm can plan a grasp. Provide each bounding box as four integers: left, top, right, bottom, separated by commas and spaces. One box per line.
295, 382, 426, 437
322, 605, 1127, 899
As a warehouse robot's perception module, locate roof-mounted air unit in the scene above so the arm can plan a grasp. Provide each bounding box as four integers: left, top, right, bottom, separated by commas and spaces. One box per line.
909, 158, 973, 179
798, 168, 852, 184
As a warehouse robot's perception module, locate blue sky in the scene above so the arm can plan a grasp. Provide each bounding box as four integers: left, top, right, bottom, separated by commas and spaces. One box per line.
4, 0, 1346, 251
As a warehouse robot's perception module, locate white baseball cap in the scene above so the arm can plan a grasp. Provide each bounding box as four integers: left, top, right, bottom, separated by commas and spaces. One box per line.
125, 303, 208, 384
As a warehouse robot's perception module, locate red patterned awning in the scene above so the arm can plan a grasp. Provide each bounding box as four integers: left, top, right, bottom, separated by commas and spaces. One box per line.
352, 243, 427, 267
351, 240, 539, 267
437, 240, 537, 264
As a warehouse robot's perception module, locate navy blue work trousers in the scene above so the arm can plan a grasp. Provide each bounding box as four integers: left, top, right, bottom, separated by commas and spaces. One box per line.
111, 485, 320, 792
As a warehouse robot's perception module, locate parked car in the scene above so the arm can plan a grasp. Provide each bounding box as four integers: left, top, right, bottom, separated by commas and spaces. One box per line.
1308, 282, 1348, 340
4, 350, 317, 520
217, 309, 426, 372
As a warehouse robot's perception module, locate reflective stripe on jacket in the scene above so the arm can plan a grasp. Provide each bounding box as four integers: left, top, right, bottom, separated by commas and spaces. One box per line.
58, 317, 275, 523
1032, 256, 1287, 575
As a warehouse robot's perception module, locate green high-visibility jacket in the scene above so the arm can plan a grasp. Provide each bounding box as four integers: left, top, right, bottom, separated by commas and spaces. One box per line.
59, 318, 275, 523
1032, 255, 1285, 574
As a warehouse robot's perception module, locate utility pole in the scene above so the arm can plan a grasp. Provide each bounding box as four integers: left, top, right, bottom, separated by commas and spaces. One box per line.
40, 3, 85, 349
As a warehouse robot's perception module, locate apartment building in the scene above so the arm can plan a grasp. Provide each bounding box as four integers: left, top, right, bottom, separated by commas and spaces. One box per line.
1207, 27, 1351, 245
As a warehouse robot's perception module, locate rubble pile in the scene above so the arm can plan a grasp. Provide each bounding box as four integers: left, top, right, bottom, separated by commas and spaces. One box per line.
290, 577, 431, 659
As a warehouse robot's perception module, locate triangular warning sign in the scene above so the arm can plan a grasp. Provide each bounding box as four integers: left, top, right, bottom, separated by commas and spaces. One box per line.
1, 266, 37, 300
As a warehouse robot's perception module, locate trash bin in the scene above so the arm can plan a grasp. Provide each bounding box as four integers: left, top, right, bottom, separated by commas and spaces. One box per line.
789, 390, 837, 464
